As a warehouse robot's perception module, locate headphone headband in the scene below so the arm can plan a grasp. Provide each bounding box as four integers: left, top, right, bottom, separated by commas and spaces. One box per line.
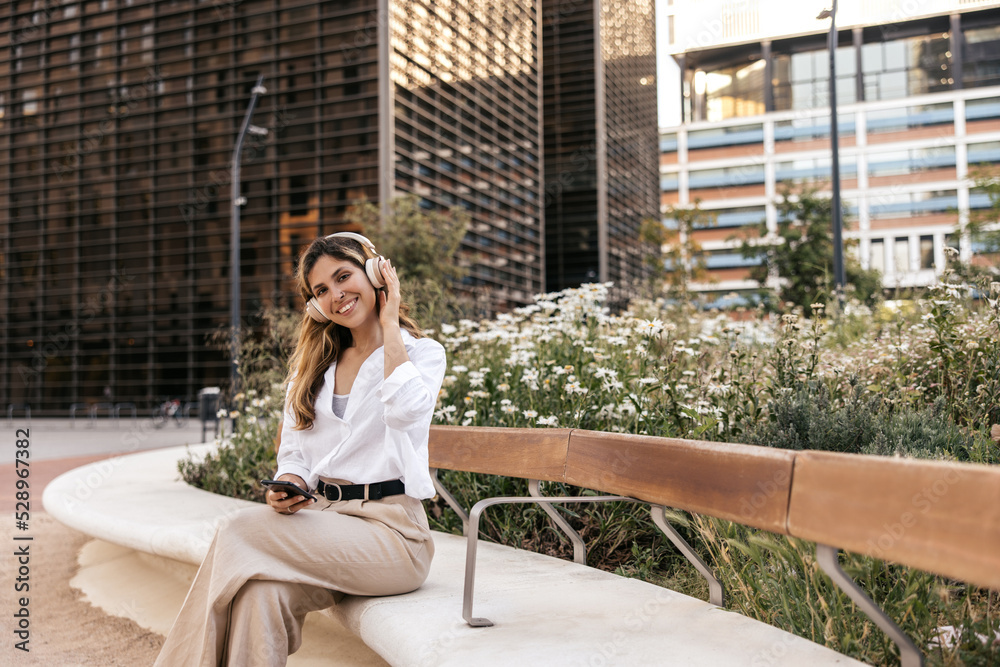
325, 231, 378, 256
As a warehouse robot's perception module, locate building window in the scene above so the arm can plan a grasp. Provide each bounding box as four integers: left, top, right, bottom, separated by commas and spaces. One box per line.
689, 164, 765, 189
688, 124, 763, 150
862, 32, 952, 101
970, 181, 997, 212
708, 206, 766, 229
964, 26, 1000, 89
704, 249, 762, 269
660, 173, 679, 191
920, 236, 935, 270
690, 60, 766, 122
774, 114, 855, 143
966, 100, 1000, 133
660, 133, 678, 152
773, 46, 857, 112
867, 102, 954, 135
869, 190, 957, 220
867, 146, 955, 178
776, 155, 858, 185
870, 238, 885, 274
894, 238, 910, 274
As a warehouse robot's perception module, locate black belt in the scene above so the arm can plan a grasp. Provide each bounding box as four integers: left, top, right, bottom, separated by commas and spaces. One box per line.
316, 479, 405, 502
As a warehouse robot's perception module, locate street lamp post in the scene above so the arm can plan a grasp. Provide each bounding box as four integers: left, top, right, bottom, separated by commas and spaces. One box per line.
230, 75, 267, 399
818, 1, 846, 306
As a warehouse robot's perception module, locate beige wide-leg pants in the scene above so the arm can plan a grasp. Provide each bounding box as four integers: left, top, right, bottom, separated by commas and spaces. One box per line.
154, 492, 434, 667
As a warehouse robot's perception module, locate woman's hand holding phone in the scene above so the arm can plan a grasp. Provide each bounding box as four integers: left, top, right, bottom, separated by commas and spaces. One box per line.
264, 474, 315, 514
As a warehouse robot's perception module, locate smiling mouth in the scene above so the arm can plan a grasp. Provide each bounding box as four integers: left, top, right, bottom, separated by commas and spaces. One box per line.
337, 298, 358, 315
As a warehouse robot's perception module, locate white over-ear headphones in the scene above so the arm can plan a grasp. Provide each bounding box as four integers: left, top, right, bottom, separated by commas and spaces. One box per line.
305, 232, 386, 323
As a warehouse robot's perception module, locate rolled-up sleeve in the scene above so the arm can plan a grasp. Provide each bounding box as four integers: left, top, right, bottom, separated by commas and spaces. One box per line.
377, 342, 446, 431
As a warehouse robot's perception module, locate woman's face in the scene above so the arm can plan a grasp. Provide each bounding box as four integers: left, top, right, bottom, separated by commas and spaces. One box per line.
307, 254, 378, 329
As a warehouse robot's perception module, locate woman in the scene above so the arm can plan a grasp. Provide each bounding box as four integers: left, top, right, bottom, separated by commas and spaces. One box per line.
155, 233, 446, 666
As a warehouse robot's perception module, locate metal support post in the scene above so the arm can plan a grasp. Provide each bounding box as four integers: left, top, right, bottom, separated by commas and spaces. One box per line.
818, 1, 846, 308
816, 545, 923, 667
650, 506, 725, 607
230, 75, 267, 398
528, 479, 588, 565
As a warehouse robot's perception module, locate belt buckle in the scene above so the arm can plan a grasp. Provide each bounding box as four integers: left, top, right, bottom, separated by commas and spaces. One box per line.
324, 482, 343, 502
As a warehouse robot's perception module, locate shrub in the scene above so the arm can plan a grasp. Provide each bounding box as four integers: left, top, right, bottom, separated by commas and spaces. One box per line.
743, 384, 995, 462
179, 305, 292, 502
177, 392, 279, 504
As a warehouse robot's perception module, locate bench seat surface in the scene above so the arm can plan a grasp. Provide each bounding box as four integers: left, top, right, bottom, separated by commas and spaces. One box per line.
44, 445, 863, 667
336, 533, 863, 666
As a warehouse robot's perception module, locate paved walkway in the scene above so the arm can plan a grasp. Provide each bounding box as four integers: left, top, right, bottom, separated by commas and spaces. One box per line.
0, 417, 213, 665
1, 417, 213, 506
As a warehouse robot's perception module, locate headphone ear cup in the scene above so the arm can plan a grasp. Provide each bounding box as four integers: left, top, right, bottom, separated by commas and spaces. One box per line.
366, 257, 386, 289
305, 298, 329, 323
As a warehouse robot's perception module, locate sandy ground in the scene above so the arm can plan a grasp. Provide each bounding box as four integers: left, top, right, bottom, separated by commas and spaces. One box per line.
0, 511, 165, 666
1, 448, 167, 665
0, 448, 385, 667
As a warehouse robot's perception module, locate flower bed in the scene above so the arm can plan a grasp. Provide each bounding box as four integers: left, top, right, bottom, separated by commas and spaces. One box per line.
183, 280, 1000, 665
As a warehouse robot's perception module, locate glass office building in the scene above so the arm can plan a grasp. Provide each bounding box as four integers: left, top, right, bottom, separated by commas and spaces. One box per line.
1, 0, 544, 412
659, 0, 1000, 301
542, 0, 659, 300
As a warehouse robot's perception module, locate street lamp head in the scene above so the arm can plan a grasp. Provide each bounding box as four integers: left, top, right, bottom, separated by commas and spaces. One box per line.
817, 8, 832, 19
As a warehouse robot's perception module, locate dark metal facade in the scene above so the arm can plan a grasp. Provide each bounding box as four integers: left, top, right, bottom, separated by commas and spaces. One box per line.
391, 0, 544, 304
542, 0, 658, 295
1, 0, 543, 413
601, 0, 659, 298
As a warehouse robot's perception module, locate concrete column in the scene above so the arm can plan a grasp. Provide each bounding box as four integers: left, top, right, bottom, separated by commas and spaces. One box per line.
853, 28, 864, 103
762, 41, 774, 112
763, 119, 776, 234
678, 129, 689, 206
950, 14, 963, 90
677, 54, 688, 123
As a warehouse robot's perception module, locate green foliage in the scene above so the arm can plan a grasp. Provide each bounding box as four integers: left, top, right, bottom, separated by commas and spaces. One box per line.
425, 472, 688, 579
743, 383, 994, 462
968, 164, 1000, 259
180, 305, 293, 502
344, 194, 476, 326
639, 216, 670, 297
640, 202, 715, 300
739, 188, 882, 310
915, 278, 1000, 429
177, 394, 279, 504
429, 279, 998, 664
183, 277, 1000, 665
692, 517, 1000, 666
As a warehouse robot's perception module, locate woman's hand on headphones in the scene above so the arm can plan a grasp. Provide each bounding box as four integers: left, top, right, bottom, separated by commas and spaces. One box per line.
378, 259, 401, 331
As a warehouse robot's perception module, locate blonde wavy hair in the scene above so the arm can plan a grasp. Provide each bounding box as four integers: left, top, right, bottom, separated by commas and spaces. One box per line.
284, 235, 422, 430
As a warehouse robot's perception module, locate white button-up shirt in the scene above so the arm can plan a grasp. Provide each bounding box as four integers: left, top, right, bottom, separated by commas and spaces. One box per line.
275, 331, 446, 499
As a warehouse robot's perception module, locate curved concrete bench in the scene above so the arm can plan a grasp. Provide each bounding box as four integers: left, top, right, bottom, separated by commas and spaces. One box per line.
44, 443, 863, 666
43, 445, 252, 564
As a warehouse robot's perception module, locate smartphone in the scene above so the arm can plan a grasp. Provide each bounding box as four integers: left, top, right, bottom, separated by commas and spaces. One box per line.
260, 479, 317, 502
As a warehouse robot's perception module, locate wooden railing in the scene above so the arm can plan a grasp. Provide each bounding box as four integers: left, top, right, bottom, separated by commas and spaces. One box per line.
428, 425, 1000, 667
